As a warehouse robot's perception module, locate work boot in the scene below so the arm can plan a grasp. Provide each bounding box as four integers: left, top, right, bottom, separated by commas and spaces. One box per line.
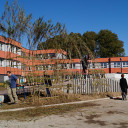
14, 101, 18, 104
8, 102, 15, 105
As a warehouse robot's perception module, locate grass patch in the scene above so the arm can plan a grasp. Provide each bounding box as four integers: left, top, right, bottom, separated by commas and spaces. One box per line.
0, 102, 99, 121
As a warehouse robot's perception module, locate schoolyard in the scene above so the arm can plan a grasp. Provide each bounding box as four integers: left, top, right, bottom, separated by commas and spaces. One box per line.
0, 96, 128, 128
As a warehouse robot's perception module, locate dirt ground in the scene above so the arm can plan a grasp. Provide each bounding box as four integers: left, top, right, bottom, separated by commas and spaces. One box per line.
0, 97, 128, 128
0, 86, 6, 91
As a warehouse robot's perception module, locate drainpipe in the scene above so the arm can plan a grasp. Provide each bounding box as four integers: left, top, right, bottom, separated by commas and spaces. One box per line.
120, 58, 122, 73
109, 58, 111, 73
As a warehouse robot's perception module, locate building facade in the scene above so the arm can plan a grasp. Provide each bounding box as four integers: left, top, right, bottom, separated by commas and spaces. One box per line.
0, 36, 128, 82
0, 36, 82, 82
88, 57, 128, 74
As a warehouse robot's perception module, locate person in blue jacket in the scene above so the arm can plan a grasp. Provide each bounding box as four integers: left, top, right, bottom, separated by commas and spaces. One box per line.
7, 71, 19, 104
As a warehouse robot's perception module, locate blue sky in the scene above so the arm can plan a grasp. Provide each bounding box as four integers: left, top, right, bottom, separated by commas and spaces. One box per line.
0, 0, 128, 56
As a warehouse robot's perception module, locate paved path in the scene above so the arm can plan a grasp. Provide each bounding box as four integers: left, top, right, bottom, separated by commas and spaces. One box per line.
0, 97, 128, 128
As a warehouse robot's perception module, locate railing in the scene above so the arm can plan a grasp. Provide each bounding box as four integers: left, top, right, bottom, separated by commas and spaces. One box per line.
72, 78, 120, 94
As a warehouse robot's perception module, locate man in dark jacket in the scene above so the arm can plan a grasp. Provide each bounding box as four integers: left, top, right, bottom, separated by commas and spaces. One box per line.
120, 74, 128, 100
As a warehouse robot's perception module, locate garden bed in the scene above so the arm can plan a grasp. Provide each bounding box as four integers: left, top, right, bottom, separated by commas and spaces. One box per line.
0, 89, 121, 110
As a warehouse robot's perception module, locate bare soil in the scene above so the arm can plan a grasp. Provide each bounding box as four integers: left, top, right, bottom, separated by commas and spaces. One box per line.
0, 91, 121, 110
0, 86, 6, 91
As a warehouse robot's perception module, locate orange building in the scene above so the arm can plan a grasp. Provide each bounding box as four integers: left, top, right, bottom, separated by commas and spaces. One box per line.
88, 57, 128, 74
0, 35, 128, 82
0, 36, 82, 82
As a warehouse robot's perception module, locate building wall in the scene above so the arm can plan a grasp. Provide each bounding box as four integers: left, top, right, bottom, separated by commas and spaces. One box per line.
1, 36, 128, 83
0, 36, 76, 82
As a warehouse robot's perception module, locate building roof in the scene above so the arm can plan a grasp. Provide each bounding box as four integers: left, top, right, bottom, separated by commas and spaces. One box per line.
33, 49, 67, 55
0, 36, 22, 48
89, 56, 128, 63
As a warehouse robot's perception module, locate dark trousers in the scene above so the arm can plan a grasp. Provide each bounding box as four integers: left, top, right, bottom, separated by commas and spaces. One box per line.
46, 88, 51, 97
122, 91, 127, 100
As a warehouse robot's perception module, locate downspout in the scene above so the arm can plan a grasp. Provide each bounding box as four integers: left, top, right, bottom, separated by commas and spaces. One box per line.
109, 58, 111, 73
120, 58, 122, 73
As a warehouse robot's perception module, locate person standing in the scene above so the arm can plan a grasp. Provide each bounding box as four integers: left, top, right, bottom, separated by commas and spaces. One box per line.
120, 74, 128, 100
44, 74, 52, 97
7, 71, 19, 104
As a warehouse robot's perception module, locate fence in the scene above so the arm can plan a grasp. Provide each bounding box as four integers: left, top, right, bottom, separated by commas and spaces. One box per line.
72, 78, 121, 94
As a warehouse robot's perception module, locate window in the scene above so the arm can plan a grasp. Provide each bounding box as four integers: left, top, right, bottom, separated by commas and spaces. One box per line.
35, 65, 38, 70
62, 64, 67, 69
44, 54, 48, 59
16, 62, 21, 69
6, 60, 10, 67
72, 63, 75, 69
123, 61, 128, 67
10, 61, 14, 67
48, 65, 52, 70
7, 45, 11, 52
114, 62, 120, 68
0, 43, 3, 50
49, 53, 56, 58
92, 63, 95, 68
21, 64, 26, 70
40, 65, 48, 70
28, 66, 31, 71
7, 60, 11, 67
45, 65, 48, 70
17, 48, 21, 55
36, 54, 43, 60
40, 54, 43, 59
21, 52, 26, 57
28, 53, 31, 59
36, 65, 43, 71
13, 61, 17, 68
101, 62, 107, 68
42, 65, 45, 70
11, 46, 15, 53
36, 54, 40, 60
62, 55, 66, 59
40, 65, 44, 70
0, 59, 3, 67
